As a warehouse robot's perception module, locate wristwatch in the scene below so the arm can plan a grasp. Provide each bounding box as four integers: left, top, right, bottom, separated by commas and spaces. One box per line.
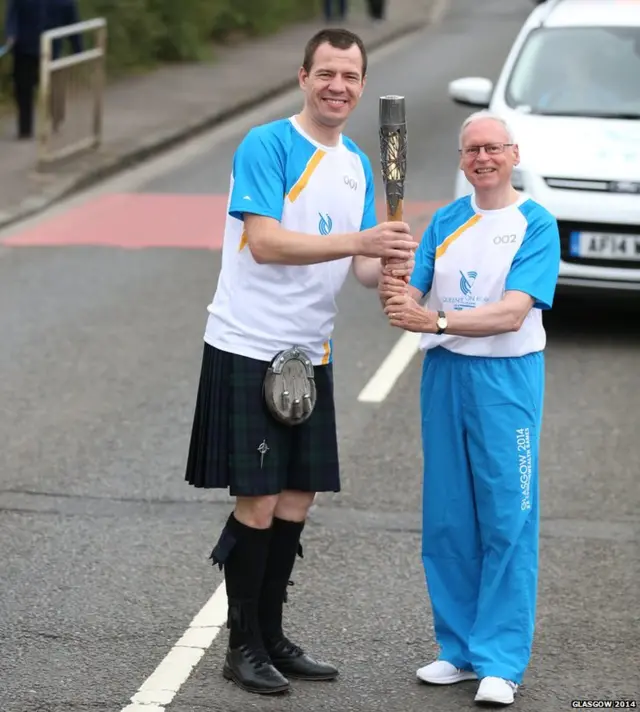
436, 310, 448, 335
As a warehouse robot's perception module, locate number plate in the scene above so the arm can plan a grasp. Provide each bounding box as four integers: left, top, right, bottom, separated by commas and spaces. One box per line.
569, 231, 640, 261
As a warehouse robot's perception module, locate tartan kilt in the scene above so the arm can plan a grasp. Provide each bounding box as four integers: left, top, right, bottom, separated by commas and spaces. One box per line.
184, 343, 341, 496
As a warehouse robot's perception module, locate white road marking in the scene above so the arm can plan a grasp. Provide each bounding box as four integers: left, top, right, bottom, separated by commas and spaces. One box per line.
114, 314, 422, 710
358, 331, 422, 403
119, 581, 227, 711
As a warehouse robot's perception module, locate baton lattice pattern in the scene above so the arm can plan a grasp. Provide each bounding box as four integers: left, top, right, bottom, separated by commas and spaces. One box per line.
379, 127, 407, 187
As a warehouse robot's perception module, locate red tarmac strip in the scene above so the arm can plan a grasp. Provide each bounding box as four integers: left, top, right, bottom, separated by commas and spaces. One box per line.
1, 193, 443, 249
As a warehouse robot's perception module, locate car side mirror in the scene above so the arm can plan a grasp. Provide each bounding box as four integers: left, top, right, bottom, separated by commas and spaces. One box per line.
448, 77, 493, 108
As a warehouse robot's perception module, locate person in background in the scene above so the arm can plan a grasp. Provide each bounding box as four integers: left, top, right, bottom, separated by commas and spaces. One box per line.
379, 111, 560, 707
3, 0, 83, 140
366, 0, 386, 21
323, 0, 347, 23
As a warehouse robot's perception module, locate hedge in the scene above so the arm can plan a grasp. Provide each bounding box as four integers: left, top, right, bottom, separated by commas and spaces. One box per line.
0, 0, 320, 103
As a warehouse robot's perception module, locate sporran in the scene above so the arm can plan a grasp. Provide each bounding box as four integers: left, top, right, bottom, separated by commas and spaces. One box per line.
263, 346, 317, 426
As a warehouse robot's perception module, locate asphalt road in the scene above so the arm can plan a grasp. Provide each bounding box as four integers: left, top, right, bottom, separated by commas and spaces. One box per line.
1, 0, 639, 711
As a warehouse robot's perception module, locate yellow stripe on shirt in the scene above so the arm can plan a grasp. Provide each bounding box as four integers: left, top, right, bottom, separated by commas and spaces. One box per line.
321, 340, 331, 365
238, 230, 248, 252
287, 150, 326, 202
435, 214, 482, 259
238, 149, 325, 251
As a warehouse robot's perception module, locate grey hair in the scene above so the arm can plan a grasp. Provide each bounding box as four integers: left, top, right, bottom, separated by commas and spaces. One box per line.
459, 111, 516, 148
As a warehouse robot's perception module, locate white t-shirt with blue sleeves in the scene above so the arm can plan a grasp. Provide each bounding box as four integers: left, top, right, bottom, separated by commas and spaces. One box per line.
409, 194, 560, 358
205, 115, 377, 365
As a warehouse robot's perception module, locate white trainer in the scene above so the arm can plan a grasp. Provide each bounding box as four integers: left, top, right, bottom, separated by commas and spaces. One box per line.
474, 676, 518, 705
416, 660, 477, 685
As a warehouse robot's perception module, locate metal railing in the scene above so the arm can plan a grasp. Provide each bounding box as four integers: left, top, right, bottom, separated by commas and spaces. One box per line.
37, 18, 107, 167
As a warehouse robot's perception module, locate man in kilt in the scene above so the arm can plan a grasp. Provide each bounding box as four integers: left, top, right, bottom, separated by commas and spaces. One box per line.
184, 28, 416, 695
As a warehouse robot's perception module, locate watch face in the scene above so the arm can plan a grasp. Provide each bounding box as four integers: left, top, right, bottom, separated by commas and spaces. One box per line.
437, 317, 447, 329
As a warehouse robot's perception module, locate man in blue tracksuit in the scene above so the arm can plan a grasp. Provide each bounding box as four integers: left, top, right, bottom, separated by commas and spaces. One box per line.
4, 0, 82, 139
379, 111, 560, 706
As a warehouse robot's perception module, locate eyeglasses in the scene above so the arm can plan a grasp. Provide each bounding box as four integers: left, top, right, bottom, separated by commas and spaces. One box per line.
459, 143, 514, 157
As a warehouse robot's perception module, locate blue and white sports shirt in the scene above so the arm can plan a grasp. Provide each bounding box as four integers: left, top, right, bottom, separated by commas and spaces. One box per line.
205, 116, 377, 365
409, 194, 561, 357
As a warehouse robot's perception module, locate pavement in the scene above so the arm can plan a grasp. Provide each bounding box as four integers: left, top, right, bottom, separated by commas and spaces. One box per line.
0, 0, 439, 231
1, 0, 639, 711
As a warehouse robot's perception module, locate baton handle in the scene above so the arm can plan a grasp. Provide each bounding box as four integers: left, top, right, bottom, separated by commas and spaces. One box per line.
386, 198, 404, 223
384, 199, 409, 282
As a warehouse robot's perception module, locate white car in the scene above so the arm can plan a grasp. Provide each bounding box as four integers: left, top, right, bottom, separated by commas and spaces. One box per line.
448, 0, 640, 296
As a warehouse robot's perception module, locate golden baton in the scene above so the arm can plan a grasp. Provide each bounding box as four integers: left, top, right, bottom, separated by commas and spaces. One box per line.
379, 95, 409, 279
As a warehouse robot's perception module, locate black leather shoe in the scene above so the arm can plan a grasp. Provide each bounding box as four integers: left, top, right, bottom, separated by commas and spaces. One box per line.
222, 645, 290, 694
268, 637, 339, 681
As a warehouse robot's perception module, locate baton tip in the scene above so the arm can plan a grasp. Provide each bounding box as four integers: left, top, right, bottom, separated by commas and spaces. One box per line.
379, 95, 406, 125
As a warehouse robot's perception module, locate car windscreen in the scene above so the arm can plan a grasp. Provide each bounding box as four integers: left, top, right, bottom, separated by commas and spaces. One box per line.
505, 26, 640, 119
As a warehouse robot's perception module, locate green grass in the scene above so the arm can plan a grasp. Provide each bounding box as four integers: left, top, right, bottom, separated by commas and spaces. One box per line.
0, 0, 321, 103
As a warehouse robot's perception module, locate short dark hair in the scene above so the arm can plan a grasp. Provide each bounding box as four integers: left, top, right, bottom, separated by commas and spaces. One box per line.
302, 29, 368, 77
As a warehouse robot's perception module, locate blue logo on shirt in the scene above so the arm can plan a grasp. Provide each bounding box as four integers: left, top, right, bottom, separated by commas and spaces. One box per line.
459, 270, 477, 296
318, 213, 333, 236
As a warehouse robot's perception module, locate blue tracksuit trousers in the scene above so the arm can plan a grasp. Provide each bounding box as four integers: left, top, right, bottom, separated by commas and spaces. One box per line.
420, 346, 544, 685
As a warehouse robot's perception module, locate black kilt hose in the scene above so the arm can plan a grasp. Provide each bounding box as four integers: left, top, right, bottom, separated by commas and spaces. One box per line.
185, 343, 340, 496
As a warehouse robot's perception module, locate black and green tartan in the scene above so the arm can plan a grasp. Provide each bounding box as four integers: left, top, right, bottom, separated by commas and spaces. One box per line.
185, 343, 340, 496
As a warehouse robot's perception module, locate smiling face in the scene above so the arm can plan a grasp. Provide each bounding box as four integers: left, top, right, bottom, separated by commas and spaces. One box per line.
459, 117, 520, 192
298, 41, 365, 130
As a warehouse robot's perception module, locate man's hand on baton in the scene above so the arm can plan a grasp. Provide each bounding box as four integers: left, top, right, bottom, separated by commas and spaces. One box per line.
377, 232, 416, 308
382, 252, 414, 280
378, 269, 408, 308
356, 221, 416, 261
